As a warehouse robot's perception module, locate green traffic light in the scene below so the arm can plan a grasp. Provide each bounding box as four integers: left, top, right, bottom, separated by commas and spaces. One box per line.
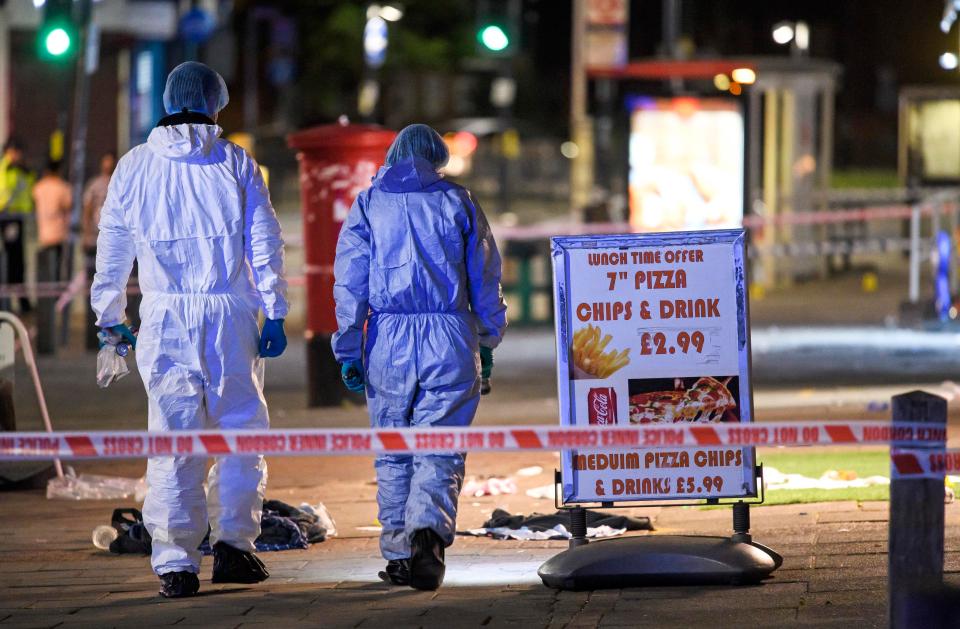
479, 25, 510, 52
44, 27, 71, 56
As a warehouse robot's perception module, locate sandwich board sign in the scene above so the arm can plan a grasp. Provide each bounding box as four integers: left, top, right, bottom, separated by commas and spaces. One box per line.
551, 229, 755, 503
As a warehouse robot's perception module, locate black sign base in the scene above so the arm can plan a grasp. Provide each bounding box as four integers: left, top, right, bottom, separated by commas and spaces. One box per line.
538, 534, 782, 590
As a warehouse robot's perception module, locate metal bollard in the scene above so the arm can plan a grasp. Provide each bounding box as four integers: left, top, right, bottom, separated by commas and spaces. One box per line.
908, 205, 921, 304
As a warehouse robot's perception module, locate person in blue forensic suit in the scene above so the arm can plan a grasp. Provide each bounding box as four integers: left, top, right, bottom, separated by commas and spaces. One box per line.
333, 124, 507, 590
90, 62, 288, 598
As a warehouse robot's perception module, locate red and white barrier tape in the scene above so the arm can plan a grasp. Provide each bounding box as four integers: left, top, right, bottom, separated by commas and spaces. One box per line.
748, 237, 927, 259
0, 421, 946, 461
474, 203, 952, 244
275, 203, 949, 249
741, 204, 943, 229
892, 448, 960, 479
0, 277, 303, 300
0, 231, 922, 301
0, 280, 141, 299
1, 201, 947, 300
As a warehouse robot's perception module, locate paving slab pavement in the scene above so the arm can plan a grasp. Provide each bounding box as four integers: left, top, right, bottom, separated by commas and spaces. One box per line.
2, 265, 960, 626
2, 446, 959, 628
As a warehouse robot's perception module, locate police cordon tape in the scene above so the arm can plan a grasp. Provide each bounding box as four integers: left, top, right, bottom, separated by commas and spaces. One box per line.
0, 232, 930, 301
750, 237, 929, 260
0, 274, 307, 299
2, 202, 949, 300
0, 421, 948, 461
273, 202, 950, 250
486, 203, 949, 243
891, 448, 960, 479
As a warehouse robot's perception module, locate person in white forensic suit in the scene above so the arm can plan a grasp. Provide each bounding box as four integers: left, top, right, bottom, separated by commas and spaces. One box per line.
90, 61, 288, 598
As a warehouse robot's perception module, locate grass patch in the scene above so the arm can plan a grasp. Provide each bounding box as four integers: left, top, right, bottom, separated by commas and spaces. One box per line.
757, 449, 890, 506
830, 168, 899, 189
759, 484, 889, 506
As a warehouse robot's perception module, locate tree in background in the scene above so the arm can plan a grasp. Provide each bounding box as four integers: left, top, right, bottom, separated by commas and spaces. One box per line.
289, 0, 475, 125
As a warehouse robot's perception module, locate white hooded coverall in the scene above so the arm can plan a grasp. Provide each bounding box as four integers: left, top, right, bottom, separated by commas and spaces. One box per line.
90, 122, 287, 575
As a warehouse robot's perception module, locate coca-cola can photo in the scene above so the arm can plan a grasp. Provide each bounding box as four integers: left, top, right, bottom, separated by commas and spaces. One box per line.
587, 387, 618, 425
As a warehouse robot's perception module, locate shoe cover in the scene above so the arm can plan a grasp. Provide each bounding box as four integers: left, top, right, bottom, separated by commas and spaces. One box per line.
378, 558, 410, 586
409, 528, 445, 590
159, 571, 199, 598
211, 541, 270, 584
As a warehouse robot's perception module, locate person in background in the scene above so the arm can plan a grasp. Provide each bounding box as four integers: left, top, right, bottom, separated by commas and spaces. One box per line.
32, 160, 73, 354
32, 160, 72, 278
90, 62, 288, 599
332, 123, 507, 591
82, 152, 116, 253
0, 139, 36, 312
82, 152, 116, 348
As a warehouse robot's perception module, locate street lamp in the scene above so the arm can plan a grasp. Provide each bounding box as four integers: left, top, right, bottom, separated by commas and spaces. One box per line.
731, 67, 756, 85
939, 2, 960, 73
360, 4, 404, 121
367, 4, 404, 22
771, 20, 809, 56
376, 4, 404, 22
942, 0, 960, 33
771, 22, 794, 45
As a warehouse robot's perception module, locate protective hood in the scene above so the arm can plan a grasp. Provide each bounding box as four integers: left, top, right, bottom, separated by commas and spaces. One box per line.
146, 123, 222, 161
374, 157, 442, 193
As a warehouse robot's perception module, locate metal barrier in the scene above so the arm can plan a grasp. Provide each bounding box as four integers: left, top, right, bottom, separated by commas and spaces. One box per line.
3, 196, 958, 327
0, 312, 62, 479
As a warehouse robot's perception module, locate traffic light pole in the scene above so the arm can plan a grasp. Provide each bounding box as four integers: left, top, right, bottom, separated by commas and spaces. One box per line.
0, 15, 9, 150
496, 64, 512, 216
496, 0, 520, 216
570, 0, 593, 222
61, 0, 93, 346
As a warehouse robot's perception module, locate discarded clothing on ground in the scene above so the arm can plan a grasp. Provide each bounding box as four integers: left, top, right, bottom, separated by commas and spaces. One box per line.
108, 508, 152, 555
460, 508, 653, 541
763, 466, 889, 491
107, 500, 328, 555
461, 476, 517, 497
262, 499, 328, 544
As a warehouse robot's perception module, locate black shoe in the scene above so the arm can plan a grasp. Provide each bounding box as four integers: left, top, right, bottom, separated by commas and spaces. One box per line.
409, 528, 445, 591
378, 559, 410, 586
211, 541, 270, 584
159, 571, 199, 598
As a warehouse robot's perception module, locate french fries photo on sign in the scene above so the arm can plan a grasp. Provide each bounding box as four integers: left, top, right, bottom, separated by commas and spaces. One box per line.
552, 229, 755, 504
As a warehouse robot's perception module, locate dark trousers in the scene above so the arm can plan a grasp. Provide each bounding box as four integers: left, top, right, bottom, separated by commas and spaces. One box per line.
36, 244, 64, 355
0, 218, 30, 313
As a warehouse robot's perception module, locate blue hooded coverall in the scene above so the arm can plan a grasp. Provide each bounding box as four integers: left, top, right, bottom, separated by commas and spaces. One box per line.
332, 157, 507, 560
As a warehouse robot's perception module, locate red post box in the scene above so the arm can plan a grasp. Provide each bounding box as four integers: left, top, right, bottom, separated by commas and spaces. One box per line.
287, 121, 396, 406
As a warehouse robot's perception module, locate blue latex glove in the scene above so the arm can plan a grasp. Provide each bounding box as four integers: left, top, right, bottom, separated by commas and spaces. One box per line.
341, 360, 365, 393
99, 323, 137, 350
480, 346, 493, 379
258, 319, 287, 358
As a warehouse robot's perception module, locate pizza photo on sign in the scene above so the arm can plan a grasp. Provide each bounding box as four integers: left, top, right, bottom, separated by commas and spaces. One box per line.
571, 323, 631, 379
628, 376, 739, 424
